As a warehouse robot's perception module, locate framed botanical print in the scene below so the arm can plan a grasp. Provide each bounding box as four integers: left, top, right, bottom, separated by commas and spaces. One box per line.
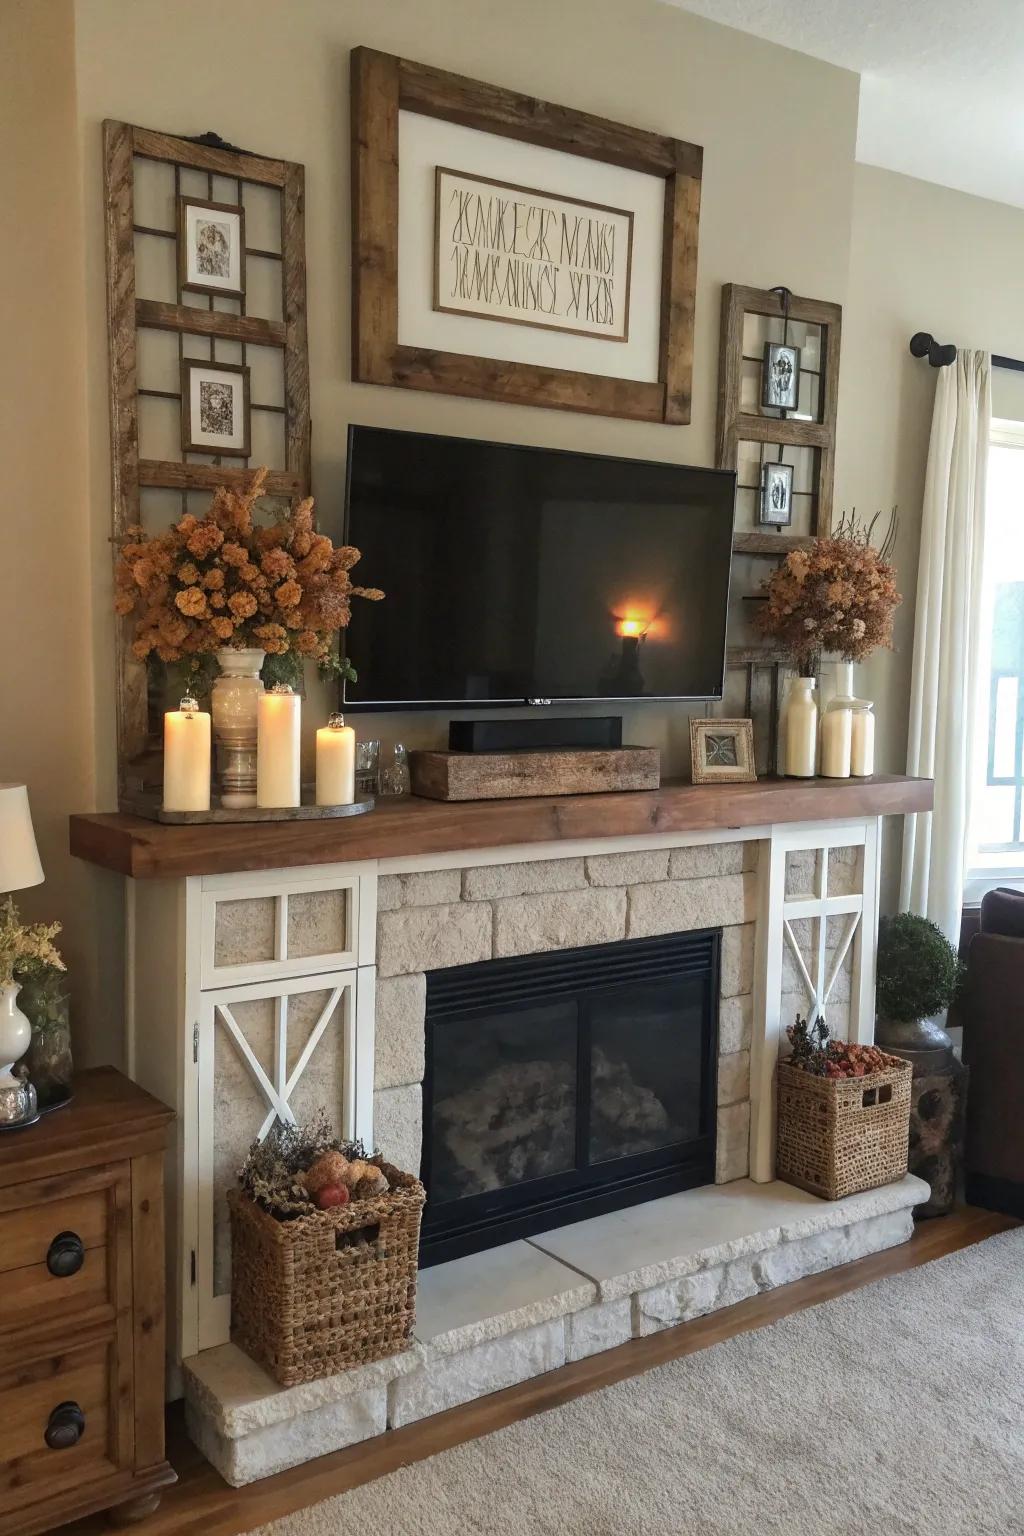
690, 718, 757, 784
180, 360, 250, 457
177, 197, 246, 298
351, 47, 702, 425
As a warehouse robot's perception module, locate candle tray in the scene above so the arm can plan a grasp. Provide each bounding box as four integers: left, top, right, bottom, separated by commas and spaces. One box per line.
120, 794, 376, 826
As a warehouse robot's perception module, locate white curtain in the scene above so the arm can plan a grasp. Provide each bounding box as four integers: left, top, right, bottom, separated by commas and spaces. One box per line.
900, 349, 991, 941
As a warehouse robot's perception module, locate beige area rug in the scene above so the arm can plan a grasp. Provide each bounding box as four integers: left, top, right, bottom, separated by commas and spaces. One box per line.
250, 1230, 1024, 1536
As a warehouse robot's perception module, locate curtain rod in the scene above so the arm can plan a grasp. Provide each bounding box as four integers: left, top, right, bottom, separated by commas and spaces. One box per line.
909, 332, 1024, 373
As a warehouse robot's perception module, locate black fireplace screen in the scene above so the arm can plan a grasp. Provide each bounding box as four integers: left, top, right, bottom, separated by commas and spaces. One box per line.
420, 929, 719, 1264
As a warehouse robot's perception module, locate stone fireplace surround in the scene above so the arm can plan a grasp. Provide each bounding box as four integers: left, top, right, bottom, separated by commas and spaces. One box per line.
179, 822, 927, 1485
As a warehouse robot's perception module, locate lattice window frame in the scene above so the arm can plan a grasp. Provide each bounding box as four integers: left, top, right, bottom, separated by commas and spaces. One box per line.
103, 122, 310, 801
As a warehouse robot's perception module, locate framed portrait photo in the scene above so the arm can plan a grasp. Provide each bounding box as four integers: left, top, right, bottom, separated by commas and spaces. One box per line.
180, 360, 250, 457
761, 341, 800, 411
759, 460, 794, 527
690, 718, 757, 785
177, 197, 246, 297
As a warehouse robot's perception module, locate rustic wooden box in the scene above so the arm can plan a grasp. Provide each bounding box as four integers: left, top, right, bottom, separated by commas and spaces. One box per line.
409, 747, 661, 802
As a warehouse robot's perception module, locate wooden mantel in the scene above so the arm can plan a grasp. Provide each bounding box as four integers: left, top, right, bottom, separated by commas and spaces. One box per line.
70, 775, 932, 880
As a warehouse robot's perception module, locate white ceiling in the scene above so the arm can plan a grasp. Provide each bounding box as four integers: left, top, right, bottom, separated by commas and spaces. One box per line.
667, 0, 1024, 210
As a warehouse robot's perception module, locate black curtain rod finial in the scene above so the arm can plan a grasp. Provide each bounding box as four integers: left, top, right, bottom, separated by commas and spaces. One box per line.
909, 331, 957, 367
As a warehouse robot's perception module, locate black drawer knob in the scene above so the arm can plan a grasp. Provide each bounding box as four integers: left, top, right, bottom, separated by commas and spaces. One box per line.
45, 1401, 85, 1450
46, 1231, 84, 1278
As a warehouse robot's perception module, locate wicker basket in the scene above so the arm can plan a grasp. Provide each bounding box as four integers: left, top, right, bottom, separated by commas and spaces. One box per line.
229, 1158, 425, 1386
776, 1055, 912, 1200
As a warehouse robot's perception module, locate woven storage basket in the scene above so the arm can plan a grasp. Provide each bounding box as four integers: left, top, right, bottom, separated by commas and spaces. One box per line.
776, 1054, 912, 1200
229, 1158, 425, 1387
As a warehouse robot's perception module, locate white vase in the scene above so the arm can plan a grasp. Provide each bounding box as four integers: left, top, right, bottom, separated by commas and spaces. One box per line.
0, 982, 32, 1086
785, 677, 818, 777
211, 648, 266, 808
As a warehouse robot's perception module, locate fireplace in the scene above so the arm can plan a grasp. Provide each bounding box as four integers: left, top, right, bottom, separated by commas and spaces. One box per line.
420, 929, 720, 1265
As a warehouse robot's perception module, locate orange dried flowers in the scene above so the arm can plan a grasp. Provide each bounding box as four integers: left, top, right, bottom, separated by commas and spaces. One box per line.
755, 534, 900, 669
113, 467, 383, 668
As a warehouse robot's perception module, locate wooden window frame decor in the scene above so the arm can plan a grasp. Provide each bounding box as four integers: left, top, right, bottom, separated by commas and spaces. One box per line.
715, 283, 842, 556
103, 122, 310, 801
351, 47, 703, 424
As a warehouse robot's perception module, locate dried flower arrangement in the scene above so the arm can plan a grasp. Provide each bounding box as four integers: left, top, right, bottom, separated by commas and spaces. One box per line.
0, 898, 64, 990
239, 1110, 389, 1220
755, 520, 901, 671
113, 467, 383, 688
785, 1014, 902, 1080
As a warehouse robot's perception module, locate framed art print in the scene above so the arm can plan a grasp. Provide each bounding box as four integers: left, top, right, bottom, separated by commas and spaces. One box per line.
178, 197, 246, 297
759, 460, 794, 526
690, 718, 757, 784
181, 360, 250, 457
761, 341, 800, 411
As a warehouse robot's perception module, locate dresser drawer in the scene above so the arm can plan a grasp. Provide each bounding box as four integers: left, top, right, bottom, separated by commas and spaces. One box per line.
0, 1337, 123, 1509
0, 1169, 127, 1338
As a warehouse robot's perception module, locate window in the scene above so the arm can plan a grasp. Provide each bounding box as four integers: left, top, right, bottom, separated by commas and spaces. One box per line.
965, 419, 1024, 901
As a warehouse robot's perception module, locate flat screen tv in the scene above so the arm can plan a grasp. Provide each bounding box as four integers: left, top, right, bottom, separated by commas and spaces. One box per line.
342, 425, 735, 709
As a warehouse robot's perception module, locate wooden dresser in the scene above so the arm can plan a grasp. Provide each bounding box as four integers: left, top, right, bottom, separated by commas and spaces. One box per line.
0, 1069, 175, 1535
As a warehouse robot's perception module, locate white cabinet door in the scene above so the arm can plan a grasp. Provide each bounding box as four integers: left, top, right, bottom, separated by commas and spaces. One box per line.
193, 968, 361, 1351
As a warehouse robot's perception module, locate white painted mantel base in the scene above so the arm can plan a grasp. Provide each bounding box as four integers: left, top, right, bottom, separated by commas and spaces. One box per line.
184, 1173, 928, 1486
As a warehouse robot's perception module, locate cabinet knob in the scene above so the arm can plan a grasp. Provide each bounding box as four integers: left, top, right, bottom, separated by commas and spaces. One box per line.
46, 1231, 85, 1278
45, 1401, 85, 1450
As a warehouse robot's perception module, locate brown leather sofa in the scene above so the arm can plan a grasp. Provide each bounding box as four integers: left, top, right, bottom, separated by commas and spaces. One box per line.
963, 887, 1024, 1216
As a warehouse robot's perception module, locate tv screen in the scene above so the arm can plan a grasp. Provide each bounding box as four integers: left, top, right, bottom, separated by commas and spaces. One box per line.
342, 426, 735, 709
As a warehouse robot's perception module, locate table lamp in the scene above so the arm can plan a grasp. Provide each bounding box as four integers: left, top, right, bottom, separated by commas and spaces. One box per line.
0, 784, 44, 1128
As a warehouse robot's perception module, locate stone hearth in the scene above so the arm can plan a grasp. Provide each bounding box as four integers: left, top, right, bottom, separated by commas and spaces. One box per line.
184, 1173, 928, 1485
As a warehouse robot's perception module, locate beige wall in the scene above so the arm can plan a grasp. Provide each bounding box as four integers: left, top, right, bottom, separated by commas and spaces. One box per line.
835, 163, 1024, 902
6, 0, 1024, 1059
0, 0, 122, 1065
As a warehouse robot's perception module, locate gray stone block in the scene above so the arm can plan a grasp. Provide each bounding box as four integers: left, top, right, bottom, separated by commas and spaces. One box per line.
462, 858, 587, 900
721, 923, 756, 998
627, 874, 755, 940
388, 1320, 565, 1429
493, 887, 626, 958
719, 993, 753, 1053
716, 1100, 750, 1182
717, 1050, 750, 1106
668, 842, 746, 879
377, 901, 491, 977
374, 973, 426, 1089
373, 1084, 422, 1175
377, 870, 463, 912
185, 1389, 386, 1487
564, 1297, 633, 1361
585, 849, 670, 886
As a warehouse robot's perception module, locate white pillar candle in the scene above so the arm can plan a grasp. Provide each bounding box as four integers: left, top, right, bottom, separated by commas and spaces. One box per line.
316, 713, 356, 806
820, 706, 852, 778
257, 685, 301, 808
163, 695, 211, 812
851, 708, 876, 776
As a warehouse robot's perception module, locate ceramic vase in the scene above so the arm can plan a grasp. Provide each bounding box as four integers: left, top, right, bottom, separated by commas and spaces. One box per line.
0, 982, 37, 1128
785, 677, 818, 777
211, 648, 266, 808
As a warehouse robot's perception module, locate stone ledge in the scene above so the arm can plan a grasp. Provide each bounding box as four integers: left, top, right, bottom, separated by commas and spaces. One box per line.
414, 1241, 596, 1355
529, 1175, 928, 1303
388, 1319, 565, 1430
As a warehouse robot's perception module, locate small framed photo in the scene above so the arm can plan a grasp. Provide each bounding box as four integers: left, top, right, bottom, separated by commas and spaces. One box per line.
690, 718, 757, 785
177, 197, 246, 297
759, 460, 794, 527
761, 341, 800, 411
180, 360, 250, 457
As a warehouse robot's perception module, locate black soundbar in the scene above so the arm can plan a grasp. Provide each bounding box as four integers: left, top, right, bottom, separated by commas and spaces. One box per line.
448, 716, 623, 754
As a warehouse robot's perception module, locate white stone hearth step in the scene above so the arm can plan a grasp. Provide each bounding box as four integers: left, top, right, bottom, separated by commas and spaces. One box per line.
528, 1176, 929, 1301
183, 1174, 929, 1484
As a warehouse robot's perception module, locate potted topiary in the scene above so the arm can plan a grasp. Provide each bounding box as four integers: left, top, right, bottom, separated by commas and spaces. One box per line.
875, 913, 964, 1061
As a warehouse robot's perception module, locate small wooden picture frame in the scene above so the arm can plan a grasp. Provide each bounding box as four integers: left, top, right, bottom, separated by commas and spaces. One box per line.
690, 718, 757, 784
177, 196, 246, 298
180, 359, 251, 457
761, 341, 800, 411
759, 460, 794, 526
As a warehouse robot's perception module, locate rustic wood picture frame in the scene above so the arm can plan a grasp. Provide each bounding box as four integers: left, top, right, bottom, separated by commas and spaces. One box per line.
716, 283, 842, 556
689, 717, 757, 785
351, 47, 703, 424
176, 195, 246, 298
179, 358, 251, 457
103, 121, 310, 801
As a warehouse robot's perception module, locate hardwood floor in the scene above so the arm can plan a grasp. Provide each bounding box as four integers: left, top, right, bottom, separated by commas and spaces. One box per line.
59, 1205, 1018, 1536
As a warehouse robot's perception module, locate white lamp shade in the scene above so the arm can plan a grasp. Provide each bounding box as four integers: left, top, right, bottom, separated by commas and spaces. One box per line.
0, 784, 44, 893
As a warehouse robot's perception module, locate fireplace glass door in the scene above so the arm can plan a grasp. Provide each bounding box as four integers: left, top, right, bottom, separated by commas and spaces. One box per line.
421, 930, 719, 1263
